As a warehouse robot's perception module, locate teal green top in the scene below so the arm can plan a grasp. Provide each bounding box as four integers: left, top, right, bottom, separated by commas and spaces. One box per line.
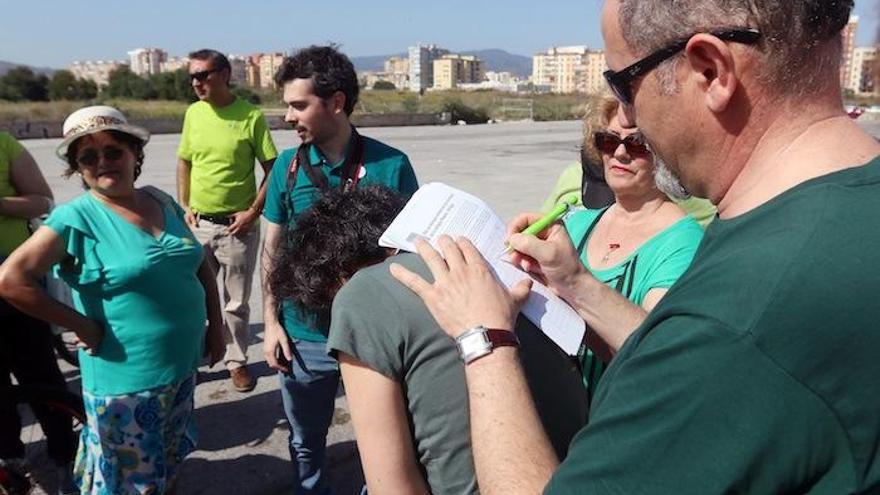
44, 189, 206, 395
565, 207, 703, 401
263, 134, 419, 342
546, 157, 880, 494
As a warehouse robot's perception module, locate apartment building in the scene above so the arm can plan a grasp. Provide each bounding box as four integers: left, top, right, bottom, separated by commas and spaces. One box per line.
161, 56, 189, 73
69, 60, 126, 87
227, 55, 248, 85
432, 54, 485, 90
245, 54, 262, 88
849, 46, 878, 96
532, 46, 607, 94
380, 56, 410, 89
841, 16, 859, 89
127, 48, 167, 77
259, 53, 285, 89
384, 56, 409, 75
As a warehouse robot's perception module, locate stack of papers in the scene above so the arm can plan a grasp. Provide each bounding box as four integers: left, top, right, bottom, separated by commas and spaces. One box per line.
380, 182, 586, 355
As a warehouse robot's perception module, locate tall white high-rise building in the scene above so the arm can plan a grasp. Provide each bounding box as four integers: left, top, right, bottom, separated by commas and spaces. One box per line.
127, 48, 168, 77
408, 44, 449, 93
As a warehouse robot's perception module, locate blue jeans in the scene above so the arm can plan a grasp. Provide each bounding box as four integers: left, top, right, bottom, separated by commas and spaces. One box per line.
278, 338, 339, 495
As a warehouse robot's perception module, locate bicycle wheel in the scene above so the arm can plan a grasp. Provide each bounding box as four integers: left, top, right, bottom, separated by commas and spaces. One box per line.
0, 461, 31, 495
12, 384, 85, 491
13, 384, 85, 423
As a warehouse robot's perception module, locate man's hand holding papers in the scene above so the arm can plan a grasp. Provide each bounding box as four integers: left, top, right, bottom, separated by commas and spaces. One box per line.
391, 236, 533, 338
381, 182, 586, 354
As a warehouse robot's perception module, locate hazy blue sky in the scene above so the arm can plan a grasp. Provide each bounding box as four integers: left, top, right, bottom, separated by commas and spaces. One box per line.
2, 0, 877, 68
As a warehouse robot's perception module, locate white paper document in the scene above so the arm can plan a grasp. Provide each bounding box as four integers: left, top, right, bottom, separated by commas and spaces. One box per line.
380, 182, 586, 355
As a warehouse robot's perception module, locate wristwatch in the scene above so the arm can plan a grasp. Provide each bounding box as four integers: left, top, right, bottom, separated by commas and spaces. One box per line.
455, 325, 519, 364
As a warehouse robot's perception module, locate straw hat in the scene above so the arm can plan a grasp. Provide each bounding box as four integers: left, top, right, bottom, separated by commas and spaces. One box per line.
55, 106, 150, 160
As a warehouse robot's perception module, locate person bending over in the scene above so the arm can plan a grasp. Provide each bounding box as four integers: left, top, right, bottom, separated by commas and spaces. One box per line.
270, 186, 586, 494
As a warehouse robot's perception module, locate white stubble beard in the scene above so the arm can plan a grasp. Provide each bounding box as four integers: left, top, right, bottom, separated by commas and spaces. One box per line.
653, 154, 690, 200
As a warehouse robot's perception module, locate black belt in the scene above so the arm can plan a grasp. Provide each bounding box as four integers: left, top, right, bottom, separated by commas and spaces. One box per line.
199, 213, 233, 226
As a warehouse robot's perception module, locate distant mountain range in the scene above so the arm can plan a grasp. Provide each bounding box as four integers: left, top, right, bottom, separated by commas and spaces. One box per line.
351, 49, 532, 78
0, 60, 56, 77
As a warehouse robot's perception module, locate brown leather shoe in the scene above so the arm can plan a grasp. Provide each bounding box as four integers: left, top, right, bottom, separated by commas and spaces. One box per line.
230, 366, 256, 392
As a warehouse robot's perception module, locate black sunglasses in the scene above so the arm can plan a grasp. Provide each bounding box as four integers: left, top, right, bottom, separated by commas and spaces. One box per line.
593, 131, 650, 157
190, 68, 220, 82
76, 146, 126, 167
604, 28, 761, 105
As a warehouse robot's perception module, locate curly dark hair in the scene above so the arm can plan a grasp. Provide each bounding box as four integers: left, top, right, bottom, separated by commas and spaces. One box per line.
269, 185, 406, 315
64, 130, 145, 187
273, 45, 359, 116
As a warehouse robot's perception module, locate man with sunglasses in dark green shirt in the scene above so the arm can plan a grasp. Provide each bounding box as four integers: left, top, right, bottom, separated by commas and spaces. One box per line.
392, 1, 880, 493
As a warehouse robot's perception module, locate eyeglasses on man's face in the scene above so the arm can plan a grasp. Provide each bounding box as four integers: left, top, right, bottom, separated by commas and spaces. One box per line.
604, 28, 761, 105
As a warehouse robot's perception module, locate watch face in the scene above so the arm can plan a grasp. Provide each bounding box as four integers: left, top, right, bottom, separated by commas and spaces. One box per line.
457, 326, 493, 364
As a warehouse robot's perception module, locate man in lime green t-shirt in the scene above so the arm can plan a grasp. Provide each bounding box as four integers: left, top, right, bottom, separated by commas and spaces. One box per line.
177, 49, 277, 392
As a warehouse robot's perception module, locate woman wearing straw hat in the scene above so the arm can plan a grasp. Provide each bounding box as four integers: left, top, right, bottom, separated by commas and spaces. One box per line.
0, 105, 224, 494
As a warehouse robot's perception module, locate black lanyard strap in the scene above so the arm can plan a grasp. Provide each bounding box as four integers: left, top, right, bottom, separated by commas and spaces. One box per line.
283, 127, 366, 219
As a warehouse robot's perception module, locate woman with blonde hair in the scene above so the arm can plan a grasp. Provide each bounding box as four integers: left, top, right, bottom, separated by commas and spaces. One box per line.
542, 98, 715, 226
545, 98, 706, 402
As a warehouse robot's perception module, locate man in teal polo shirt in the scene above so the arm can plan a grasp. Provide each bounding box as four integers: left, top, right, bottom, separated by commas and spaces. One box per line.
177, 49, 277, 393
261, 45, 418, 494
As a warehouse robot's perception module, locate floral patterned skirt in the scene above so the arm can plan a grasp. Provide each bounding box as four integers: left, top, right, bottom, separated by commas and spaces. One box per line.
74, 374, 197, 494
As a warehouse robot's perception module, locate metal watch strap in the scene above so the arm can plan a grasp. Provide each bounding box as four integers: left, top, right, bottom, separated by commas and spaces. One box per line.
455, 325, 519, 364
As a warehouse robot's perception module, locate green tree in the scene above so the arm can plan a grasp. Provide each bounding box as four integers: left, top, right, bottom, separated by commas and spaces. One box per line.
0, 66, 49, 101
232, 85, 261, 104
48, 70, 98, 101
105, 66, 135, 98
77, 79, 98, 100
148, 69, 197, 101
150, 72, 178, 100
105, 66, 156, 99
172, 69, 196, 102
372, 80, 396, 90
48, 70, 79, 100
129, 75, 157, 100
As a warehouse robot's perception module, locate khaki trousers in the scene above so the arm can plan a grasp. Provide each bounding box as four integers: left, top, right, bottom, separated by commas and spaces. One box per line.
192, 220, 260, 370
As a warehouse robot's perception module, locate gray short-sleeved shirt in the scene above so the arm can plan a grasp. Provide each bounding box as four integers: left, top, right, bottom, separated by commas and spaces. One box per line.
329, 253, 587, 494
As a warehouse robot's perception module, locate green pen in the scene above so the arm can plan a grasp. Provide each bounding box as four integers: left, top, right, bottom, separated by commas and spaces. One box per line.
500, 194, 578, 257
